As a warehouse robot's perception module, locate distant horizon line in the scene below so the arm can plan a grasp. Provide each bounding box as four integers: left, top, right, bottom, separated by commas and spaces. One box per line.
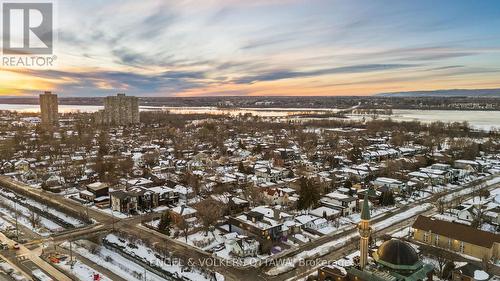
1, 87, 500, 99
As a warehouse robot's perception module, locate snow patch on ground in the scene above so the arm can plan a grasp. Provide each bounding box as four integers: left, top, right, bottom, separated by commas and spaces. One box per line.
63, 240, 167, 281
59, 260, 112, 281
104, 234, 221, 281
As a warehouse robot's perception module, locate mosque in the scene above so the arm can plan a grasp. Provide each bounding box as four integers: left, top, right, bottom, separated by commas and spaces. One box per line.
318, 196, 434, 281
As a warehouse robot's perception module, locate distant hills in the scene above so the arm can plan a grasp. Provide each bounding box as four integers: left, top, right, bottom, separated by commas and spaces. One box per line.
376, 88, 500, 97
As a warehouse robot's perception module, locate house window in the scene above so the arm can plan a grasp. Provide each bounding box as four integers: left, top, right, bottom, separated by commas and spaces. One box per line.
423, 233, 429, 243
448, 239, 452, 249
460, 242, 464, 253
434, 235, 439, 246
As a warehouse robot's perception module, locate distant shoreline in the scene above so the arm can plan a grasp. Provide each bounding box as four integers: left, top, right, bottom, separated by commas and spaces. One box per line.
0, 96, 499, 111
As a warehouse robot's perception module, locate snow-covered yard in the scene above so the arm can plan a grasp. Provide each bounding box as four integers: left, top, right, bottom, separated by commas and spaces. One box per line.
104, 234, 222, 281
0, 195, 61, 236
147, 219, 225, 251
63, 240, 168, 281
347, 205, 397, 224
0, 188, 88, 237
212, 246, 269, 267
174, 229, 224, 250
58, 259, 112, 281
372, 203, 432, 231
91, 206, 129, 219
0, 189, 85, 228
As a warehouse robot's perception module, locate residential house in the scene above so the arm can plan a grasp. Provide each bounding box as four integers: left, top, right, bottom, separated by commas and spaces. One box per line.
125, 177, 155, 188
84, 182, 109, 201
339, 167, 369, 181
373, 177, 406, 192
452, 263, 491, 281
321, 192, 357, 216
449, 204, 476, 222
262, 188, 290, 206
418, 167, 452, 185
148, 186, 179, 205
42, 175, 64, 192
255, 166, 287, 183
408, 171, 440, 186
211, 194, 249, 215
225, 237, 260, 258
228, 206, 284, 241
14, 160, 29, 172
309, 206, 341, 220
169, 204, 197, 224
110, 186, 157, 214
295, 214, 328, 231
172, 184, 193, 202
454, 160, 481, 172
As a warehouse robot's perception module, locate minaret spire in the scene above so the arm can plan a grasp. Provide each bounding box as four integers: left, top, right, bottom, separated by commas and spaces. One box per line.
358, 195, 371, 269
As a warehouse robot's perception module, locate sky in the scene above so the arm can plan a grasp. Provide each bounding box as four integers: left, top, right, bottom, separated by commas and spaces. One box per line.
1, 0, 500, 97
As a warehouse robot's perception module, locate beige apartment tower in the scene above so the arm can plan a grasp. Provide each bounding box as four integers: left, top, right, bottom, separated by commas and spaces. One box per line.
96, 93, 140, 125
39, 91, 59, 127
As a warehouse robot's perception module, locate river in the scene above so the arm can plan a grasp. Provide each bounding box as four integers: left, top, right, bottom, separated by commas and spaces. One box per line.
0, 104, 498, 130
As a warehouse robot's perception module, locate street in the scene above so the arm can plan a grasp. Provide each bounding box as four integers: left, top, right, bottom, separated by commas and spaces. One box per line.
0, 174, 498, 281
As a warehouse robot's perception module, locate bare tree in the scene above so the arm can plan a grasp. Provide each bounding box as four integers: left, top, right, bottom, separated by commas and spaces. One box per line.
434, 199, 446, 214
242, 184, 264, 207
420, 245, 455, 278
29, 209, 41, 229
194, 198, 225, 235
143, 150, 160, 168
176, 217, 190, 243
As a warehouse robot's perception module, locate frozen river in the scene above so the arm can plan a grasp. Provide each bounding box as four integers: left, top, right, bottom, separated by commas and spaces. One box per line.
0, 104, 498, 130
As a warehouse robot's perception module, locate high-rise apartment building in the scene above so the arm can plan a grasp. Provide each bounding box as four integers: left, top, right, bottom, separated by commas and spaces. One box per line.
39, 91, 59, 127
95, 93, 140, 125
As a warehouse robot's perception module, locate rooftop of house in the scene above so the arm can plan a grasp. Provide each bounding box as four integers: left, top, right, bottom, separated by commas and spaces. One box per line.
324, 192, 357, 202
149, 186, 175, 195
171, 205, 197, 216
309, 206, 340, 217
412, 215, 500, 248
374, 177, 403, 184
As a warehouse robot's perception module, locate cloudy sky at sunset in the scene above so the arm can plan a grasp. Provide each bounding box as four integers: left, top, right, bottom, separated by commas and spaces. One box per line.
1, 0, 500, 97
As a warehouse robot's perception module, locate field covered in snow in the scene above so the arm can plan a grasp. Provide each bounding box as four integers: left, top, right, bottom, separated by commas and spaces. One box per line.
63, 234, 222, 281
58, 260, 113, 281
0, 188, 86, 236
104, 234, 219, 281
63, 240, 168, 281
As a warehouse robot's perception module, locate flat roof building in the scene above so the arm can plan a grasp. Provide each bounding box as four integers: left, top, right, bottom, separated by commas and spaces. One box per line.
95, 93, 139, 125
40, 91, 59, 127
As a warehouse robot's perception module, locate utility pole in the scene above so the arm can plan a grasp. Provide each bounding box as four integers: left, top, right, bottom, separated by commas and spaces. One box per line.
86, 203, 89, 220
70, 240, 73, 269
111, 208, 115, 230
14, 200, 19, 241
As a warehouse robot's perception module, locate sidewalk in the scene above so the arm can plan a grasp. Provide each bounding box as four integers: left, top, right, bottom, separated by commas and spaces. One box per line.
0, 232, 71, 281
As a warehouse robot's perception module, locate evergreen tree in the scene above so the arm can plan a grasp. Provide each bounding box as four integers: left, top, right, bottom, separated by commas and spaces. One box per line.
297, 177, 320, 210
379, 190, 395, 206
238, 162, 246, 173
344, 179, 353, 189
